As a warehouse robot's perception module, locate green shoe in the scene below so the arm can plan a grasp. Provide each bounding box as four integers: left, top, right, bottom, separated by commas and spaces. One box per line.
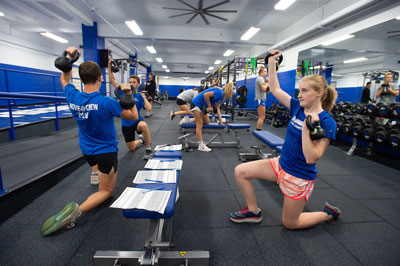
42, 202, 80, 236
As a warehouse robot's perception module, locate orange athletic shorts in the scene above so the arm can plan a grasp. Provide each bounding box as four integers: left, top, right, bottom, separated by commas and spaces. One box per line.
269, 157, 315, 201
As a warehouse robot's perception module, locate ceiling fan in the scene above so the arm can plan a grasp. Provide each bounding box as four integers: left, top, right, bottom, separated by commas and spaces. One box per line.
162, 0, 237, 25
387, 31, 400, 38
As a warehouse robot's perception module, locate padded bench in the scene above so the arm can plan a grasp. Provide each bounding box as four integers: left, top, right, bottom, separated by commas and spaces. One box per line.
179, 123, 251, 149
153, 150, 182, 159
94, 167, 209, 265
180, 114, 232, 119
252, 130, 285, 148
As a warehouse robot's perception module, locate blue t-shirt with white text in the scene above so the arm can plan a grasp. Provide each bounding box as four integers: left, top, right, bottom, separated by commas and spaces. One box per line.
119, 92, 145, 127
279, 98, 336, 180
64, 83, 123, 155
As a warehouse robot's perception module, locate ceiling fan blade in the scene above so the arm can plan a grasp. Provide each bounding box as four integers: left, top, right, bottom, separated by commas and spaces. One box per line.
186, 13, 199, 24
178, 0, 197, 10
204, 0, 230, 10
169, 11, 196, 18
199, 12, 210, 25
387, 34, 400, 38
205, 10, 237, 13
204, 12, 228, 21
162, 7, 194, 11
199, 0, 203, 10
387, 31, 400, 33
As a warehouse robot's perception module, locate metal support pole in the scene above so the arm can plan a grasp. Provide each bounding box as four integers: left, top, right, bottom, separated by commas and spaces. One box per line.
0, 166, 9, 196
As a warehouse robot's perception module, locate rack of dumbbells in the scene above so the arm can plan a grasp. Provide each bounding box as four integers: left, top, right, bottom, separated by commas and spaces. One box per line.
332, 101, 400, 156
265, 102, 291, 127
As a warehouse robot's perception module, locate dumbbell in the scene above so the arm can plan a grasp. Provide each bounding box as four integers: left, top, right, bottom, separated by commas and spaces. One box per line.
114, 85, 135, 97
355, 103, 367, 114
377, 103, 392, 118
389, 128, 400, 149
390, 103, 400, 119
375, 126, 389, 144
336, 121, 344, 133
54, 50, 80, 72
351, 121, 366, 138
341, 118, 354, 135
362, 124, 375, 141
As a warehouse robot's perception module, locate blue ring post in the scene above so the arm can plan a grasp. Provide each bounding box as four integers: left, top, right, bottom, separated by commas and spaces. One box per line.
8, 99, 15, 141
0, 166, 9, 195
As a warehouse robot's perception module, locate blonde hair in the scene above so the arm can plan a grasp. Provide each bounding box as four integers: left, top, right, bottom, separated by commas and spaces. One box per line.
301, 75, 338, 112
258, 66, 267, 75
222, 82, 235, 100
384, 72, 393, 79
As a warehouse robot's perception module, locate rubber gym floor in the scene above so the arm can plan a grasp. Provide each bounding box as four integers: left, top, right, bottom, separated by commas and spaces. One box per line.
0, 101, 399, 266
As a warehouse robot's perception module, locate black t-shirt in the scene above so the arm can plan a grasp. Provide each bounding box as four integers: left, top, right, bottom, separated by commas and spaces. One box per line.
360, 87, 371, 103
145, 79, 156, 95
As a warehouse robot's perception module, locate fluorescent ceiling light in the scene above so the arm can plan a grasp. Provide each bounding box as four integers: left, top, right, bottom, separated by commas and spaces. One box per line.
274, 0, 296, 10
146, 46, 156, 54
182, 77, 189, 80
343, 57, 368, 64
156, 57, 163, 63
321, 34, 354, 46
205, 70, 210, 74
240, 26, 260, 41
396, 16, 400, 20
0, 11, 4, 16
125, 20, 143, 35
208, 66, 214, 70
166, 69, 170, 72
223, 49, 234, 57
162, 65, 167, 69
214, 59, 222, 64
40, 32, 68, 43
163, 76, 169, 79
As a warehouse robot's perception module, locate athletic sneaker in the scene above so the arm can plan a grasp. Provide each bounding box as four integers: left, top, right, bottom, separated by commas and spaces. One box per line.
143, 149, 152, 160
170, 110, 176, 120
42, 202, 81, 236
90, 171, 99, 186
323, 202, 342, 223
230, 206, 262, 223
198, 143, 212, 152
179, 116, 190, 125
144, 111, 153, 118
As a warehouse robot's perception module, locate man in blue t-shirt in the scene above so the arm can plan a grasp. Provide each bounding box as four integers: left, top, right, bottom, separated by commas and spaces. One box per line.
108, 59, 153, 160
41, 47, 138, 236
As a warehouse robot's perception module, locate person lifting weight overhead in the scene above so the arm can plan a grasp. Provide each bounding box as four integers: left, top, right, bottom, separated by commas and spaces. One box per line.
42, 46, 139, 236
108, 59, 153, 160
230, 49, 342, 229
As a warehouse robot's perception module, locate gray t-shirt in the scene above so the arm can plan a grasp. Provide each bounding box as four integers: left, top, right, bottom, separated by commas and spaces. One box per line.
255, 76, 267, 100
177, 89, 198, 102
378, 83, 398, 104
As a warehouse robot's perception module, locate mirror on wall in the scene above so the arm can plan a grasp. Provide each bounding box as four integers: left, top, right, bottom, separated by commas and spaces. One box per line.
296, 18, 400, 103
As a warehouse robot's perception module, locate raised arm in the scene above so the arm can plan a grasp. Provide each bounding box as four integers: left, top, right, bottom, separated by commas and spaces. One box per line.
108, 59, 120, 89
267, 50, 291, 109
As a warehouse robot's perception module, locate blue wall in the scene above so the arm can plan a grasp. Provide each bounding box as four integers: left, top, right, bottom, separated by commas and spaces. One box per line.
335, 86, 363, 103
235, 69, 296, 108
159, 85, 197, 97
0, 63, 64, 106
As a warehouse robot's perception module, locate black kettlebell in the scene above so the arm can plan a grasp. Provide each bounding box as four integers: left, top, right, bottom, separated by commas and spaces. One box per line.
119, 94, 136, 109
306, 115, 326, 141
111, 60, 120, 73
264, 52, 283, 71
55, 51, 80, 72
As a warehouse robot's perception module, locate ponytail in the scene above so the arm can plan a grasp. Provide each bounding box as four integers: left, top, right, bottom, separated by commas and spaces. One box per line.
322, 86, 337, 112
301, 75, 338, 112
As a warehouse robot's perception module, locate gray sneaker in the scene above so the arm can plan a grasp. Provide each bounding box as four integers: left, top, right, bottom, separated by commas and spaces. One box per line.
144, 111, 153, 118
42, 202, 81, 236
143, 149, 152, 160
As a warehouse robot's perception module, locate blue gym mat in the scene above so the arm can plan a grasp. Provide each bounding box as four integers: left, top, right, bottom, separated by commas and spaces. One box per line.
0, 104, 72, 129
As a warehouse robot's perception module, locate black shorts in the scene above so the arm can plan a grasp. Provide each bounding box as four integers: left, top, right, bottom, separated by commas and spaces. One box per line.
83, 152, 118, 174
176, 98, 187, 106
122, 122, 142, 142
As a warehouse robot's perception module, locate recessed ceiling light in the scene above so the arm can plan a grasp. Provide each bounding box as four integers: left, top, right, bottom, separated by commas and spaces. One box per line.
40, 32, 68, 43
343, 57, 368, 64
125, 20, 143, 35
321, 35, 354, 46
214, 59, 222, 64
166, 69, 170, 72
241, 26, 261, 41
274, 0, 296, 10
223, 49, 234, 57
146, 46, 156, 54
156, 57, 163, 63
162, 65, 167, 69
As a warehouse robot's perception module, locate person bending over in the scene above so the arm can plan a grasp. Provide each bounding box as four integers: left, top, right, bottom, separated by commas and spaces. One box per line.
230, 50, 342, 229
108, 59, 153, 160
190, 83, 236, 152
170, 87, 199, 123
255, 66, 269, 131
42, 47, 138, 236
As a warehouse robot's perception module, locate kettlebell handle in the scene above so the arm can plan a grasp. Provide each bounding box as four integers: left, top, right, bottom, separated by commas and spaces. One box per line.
62, 50, 80, 64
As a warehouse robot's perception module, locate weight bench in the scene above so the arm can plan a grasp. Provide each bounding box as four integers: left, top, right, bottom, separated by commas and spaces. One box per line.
153, 150, 182, 159
94, 169, 209, 266
238, 131, 285, 161
234, 107, 258, 120
178, 123, 250, 149
180, 114, 231, 123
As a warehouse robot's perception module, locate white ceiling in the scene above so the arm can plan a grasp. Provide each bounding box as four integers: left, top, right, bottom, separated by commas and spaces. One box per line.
0, 0, 399, 77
